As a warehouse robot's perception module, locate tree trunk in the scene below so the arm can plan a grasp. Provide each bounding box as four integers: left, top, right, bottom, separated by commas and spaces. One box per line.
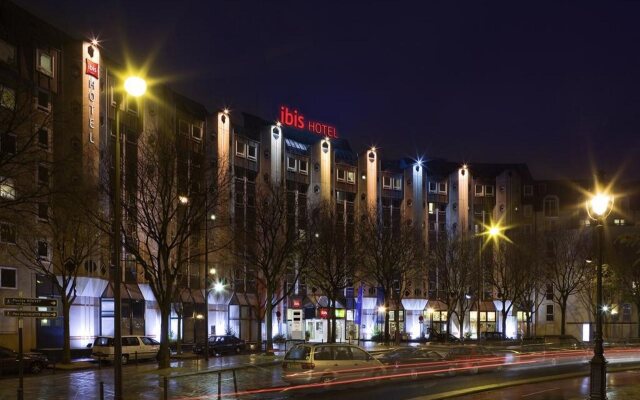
502, 308, 508, 337
458, 312, 465, 341
330, 298, 337, 343
384, 299, 390, 344
525, 312, 532, 338
158, 303, 171, 369
265, 301, 273, 353
560, 297, 567, 335
62, 299, 71, 364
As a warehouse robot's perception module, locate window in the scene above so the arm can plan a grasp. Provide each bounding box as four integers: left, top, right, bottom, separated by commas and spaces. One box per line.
614, 219, 626, 226
337, 169, 346, 182
382, 176, 392, 189
38, 165, 49, 187
37, 240, 48, 259
235, 141, 246, 157
38, 128, 49, 150
475, 184, 484, 196
0, 222, 16, 244
38, 203, 48, 220
485, 185, 494, 196
546, 284, 554, 301
127, 98, 138, 114
393, 177, 402, 190
546, 304, 554, 321
192, 125, 202, 141
0, 85, 16, 110
0, 39, 16, 65
428, 181, 437, 193
438, 182, 447, 193
2, 133, 16, 155
179, 120, 190, 136
0, 178, 15, 200
523, 205, 533, 218
350, 347, 368, 361
122, 337, 140, 346
247, 144, 257, 160
543, 196, 559, 217
524, 185, 533, 197
287, 157, 297, 171
298, 160, 308, 175
428, 202, 434, 214
0, 267, 17, 289
346, 171, 355, 184
37, 50, 54, 77
37, 90, 51, 112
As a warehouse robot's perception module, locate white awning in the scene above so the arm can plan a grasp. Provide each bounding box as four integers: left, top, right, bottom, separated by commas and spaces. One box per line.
402, 298, 428, 311
68, 277, 108, 298
138, 283, 157, 302
360, 297, 378, 310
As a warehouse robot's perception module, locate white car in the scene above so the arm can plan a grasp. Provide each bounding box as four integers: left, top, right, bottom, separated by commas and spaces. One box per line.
91, 335, 160, 364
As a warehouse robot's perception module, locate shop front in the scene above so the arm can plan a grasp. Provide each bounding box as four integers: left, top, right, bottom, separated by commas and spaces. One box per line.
424, 300, 448, 337
470, 301, 497, 338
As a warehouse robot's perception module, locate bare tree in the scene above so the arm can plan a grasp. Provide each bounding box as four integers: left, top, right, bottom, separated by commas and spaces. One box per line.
358, 209, 424, 344
429, 233, 475, 340
512, 236, 545, 338
244, 184, 313, 352
543, 228, 593, 335
11, 194, 103, 364
306, 202, 358, 343
610, 234, 640, 337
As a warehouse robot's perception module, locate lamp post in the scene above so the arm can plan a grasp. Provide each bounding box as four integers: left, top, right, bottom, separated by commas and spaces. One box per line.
113, 76, 146, 400
587, 191, 613, 400
476, 220, 500, 340
204, 264, 216, 359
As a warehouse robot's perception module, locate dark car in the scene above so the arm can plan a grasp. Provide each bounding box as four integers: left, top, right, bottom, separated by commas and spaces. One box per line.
443, 345, 500, 375
193, 335, 246, 356
427, 328, 461, 343
0, 346, 48, 374
375, 347, 445, 380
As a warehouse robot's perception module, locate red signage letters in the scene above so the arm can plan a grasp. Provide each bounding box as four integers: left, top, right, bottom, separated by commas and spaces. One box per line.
279, 106, 338, 138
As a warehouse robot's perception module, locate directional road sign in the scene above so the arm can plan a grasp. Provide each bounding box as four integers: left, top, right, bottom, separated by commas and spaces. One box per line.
3, 298, 57, 307
4, 310, 57, 318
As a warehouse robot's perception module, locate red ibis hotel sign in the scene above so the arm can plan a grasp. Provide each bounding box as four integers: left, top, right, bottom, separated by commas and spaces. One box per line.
279, 106, 338, 138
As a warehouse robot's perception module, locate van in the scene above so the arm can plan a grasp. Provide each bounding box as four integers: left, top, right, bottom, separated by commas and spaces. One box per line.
282, 343, 383, 385
91, 336, 160, 364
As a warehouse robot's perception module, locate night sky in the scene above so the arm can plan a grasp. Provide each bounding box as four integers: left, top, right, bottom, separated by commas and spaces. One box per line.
15, 1, 640, 180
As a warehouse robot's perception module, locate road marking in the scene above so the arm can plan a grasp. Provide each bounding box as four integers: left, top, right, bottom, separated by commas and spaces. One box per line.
521, 387, 559, 397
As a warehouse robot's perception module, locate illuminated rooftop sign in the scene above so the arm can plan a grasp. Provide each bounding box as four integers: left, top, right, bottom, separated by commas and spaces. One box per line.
279, 105, 338, 138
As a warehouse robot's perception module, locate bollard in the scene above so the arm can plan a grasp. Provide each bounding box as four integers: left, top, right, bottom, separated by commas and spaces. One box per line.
232, 369, 238, 395
163, 376, 168, 400
217, 372, 222, 400
99, 381, 104, 400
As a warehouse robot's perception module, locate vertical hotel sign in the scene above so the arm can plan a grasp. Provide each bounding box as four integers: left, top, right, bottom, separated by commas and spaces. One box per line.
83, 42, 100, 144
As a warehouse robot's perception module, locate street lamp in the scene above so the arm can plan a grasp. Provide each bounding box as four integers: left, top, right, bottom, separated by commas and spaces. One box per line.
586, 191, 613, 400
114, 75, 146, 400
476, 222, 501, 340
204, 266, 216, 359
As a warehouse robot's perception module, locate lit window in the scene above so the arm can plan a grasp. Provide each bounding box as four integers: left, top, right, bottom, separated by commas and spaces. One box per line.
0, 85, 16, 110
614, 219, 625, 226
247, 144, 257, 160
382, 176, 392, 189
346, 171, 355, 184
337, 169, 346, 182
524, 185, 533, 197
0, 222, 16, 244
179, 120, 190, 136
192, 125, 202, 141
393, 177, 402, 191
484, 185, 494, 196
475, 185, 484, 196
38, 128, 49, 150
235, 141, 246, 157
37, 50, 54, 77
0, 39, 16, 65
287, 157, 297, 171
438, 182, 447, 194
428, 202, 434, 214
0, 267, 17, 288
0, 178, 15, 200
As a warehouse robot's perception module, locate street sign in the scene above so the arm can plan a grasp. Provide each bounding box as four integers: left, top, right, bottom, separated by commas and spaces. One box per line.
3, 298, 57, 307
4, 311, 57, 318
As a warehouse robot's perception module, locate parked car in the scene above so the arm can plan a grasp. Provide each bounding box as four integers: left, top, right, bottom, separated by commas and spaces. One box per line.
192, 335, 246, 356
427, 328, 461, 343
0, 346, 48, 374
442, 345, 500, 375
91, 336, 160, 364
375, 347, 445, 379
282, 343, 383, 385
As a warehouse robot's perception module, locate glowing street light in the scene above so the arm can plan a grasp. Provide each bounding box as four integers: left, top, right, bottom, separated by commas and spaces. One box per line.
178, 195, 189, 205
214, 282, 225, 293
124, 76, 147, 98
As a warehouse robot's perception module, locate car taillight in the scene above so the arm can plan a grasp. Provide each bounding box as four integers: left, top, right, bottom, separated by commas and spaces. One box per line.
301, 362, 315, 370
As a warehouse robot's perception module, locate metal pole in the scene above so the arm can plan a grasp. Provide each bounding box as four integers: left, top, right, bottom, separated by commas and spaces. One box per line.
114, 95, 123, 400
590, 222, 607, 399
99, 382, 104, 400
163, 376, 168, 400
204, 187, 209, 360
217, 371, 222, 400
17, 318, 23, 400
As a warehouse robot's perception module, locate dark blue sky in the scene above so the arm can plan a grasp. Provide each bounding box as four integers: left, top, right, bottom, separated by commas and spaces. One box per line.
17, 1, 640, 180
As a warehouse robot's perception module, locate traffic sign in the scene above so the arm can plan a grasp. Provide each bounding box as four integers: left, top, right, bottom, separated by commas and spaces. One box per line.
3, 298, 57, 307
4, 310, 57, 318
